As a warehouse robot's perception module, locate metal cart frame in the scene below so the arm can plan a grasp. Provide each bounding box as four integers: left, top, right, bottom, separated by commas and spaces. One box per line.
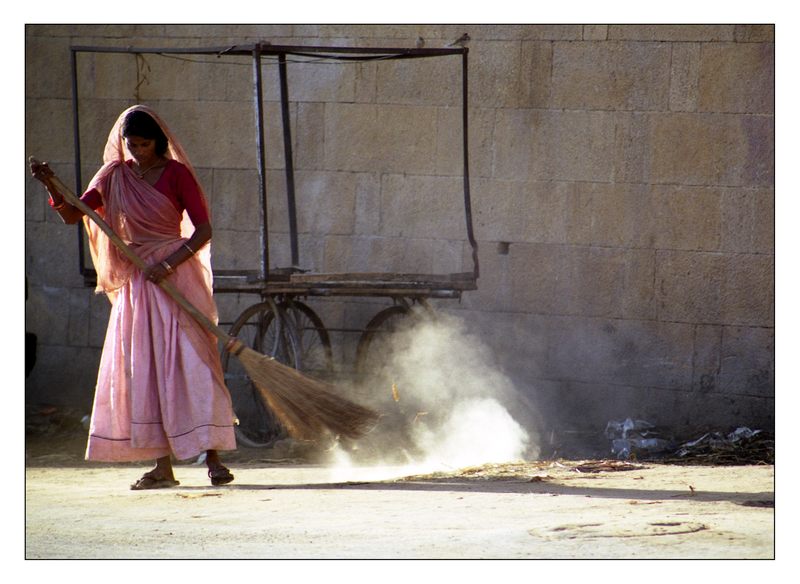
69, 42, 479, 445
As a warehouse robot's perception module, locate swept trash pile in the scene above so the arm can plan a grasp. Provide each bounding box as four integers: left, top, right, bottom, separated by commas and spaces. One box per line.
605, 418, 774, 465
665, 427, 774, 466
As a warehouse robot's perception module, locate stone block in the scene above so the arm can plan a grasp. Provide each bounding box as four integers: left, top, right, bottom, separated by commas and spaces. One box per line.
323, 103, 437, 174
472, 178, 569, 245
354, 173, 381, 236
380, 174, 465, 240
691, 324, 723, 393
354, 62, 377, 103
25, 221, 85, 289
430, 239, 465, 275
470, 41, 525, 109
72, 99, 132, 167
296, 234, 328, 272
266, 169, 292, 234
256, 236, 309, 271
26, 173, 50, 223
650, 185, 722, 251
698, 43, 774, 113
607, 25, 735, 42
89, 293, 111, 349
721, 254, 774, 327
720, 189, 774, 254
583, 25, 608, 41
734, 25, 775, 43
460, 246, 511, 313
165, 24, 292, 39
25, 284, 70, 346
494, 109, 617, 182
65, 24, 168, 39
565, 182, 655, 249
656, 250, 773, 326
669, 43, 701, 112
490, 25, 582, 41
648, 112, 773, 187
551, 41, 671, 111
144, 55, 234, 101
210, 168, 262, 231
612, 112, 650, 183
295, 102, 326, 170
656, 250, 724, 323
682, 392, 773, 432
25, 99, 74, 164
376, 56, 461, 107
133, 52, 232, 102
25, 35, 73, 99
90, 52, 139, 100
211, 228, 263, 272
157, 100, 264, 170
26, 343, 102, 410
519, 42, 553, 109
323, 235, 434, 274
739, 115, 775, 187
261, 58, 357, 104
620, 251, 658, 321
214, 293, 264, 330
719, 326, 774, 396
294, 171, 357, 235
433, 106, 494, 178
220, 57, 255, 103
510, 244, 655, 319
411, 24, 581, 41
542, 316, 695, 390
67, 289, 91, 347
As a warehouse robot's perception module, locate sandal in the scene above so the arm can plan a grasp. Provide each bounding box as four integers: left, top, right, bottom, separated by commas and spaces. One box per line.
208, 466, 234, 486
130, 473, 180, 490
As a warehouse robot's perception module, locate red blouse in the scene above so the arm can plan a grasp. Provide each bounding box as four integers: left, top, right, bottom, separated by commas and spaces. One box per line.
64, 160, 210, 226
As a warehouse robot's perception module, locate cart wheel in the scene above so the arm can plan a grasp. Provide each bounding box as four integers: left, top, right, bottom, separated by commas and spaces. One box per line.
355, 304, 416, 376
281, 300, 334, 379
222, 300, 299, 447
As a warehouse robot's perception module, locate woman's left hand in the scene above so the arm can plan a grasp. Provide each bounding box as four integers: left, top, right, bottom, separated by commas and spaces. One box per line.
143, 262, 171, 284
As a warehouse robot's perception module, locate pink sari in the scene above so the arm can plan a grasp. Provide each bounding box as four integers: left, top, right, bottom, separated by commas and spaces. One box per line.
84, 105, 236, 462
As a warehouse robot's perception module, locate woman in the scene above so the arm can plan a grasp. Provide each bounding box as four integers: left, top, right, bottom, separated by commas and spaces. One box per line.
30, 105, 237, 489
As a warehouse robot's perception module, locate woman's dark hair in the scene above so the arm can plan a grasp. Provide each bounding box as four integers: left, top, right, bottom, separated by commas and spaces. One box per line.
122, 110, 169, 156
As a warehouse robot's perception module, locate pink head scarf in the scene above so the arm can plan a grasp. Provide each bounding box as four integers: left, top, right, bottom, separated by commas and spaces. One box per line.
84, 105, 212, 297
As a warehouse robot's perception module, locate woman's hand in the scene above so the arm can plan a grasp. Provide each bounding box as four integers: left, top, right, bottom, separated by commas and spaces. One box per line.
30, 159, 54, 183
143, 262, 172, 285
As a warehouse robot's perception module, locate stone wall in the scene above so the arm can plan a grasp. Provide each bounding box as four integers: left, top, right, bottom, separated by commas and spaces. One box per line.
24, 24, 774, 441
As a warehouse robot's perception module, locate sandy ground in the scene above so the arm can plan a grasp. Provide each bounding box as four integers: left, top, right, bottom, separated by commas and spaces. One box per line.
24, 429, 775, 561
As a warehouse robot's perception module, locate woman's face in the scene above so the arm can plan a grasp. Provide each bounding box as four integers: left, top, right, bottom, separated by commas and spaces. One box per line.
125, 135, 158, 164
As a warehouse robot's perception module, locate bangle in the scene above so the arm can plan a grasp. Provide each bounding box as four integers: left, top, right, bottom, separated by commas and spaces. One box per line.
52, 201, 66, 211
160, 260, 175, 274
182, 242, 196, 255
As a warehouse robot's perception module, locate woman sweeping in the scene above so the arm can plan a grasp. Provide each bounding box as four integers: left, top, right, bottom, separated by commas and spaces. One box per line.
30, 105, 237, 489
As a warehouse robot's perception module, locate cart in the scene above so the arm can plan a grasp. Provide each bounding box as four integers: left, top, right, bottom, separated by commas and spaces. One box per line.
69, 42, 478, 446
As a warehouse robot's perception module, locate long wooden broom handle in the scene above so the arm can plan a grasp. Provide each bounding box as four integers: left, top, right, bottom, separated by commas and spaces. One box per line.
32, 158, 244, 355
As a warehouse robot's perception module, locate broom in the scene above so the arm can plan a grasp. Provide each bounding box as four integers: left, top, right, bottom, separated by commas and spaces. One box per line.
31, 158, 379, 441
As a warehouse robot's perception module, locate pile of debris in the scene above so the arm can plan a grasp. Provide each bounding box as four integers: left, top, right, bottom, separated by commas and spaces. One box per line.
666, 427, 774, 466
605, 418, 774, 465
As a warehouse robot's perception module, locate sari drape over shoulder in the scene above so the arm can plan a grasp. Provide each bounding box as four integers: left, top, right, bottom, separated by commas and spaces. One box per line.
84, 105, 236, 462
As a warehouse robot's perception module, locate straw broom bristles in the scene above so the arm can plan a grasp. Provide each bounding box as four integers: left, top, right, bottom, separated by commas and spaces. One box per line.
234, 343, 379, 439
36, 160, 379, 442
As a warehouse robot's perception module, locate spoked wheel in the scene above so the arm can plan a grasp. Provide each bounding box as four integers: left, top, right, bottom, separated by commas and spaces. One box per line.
355, 304, 416, 377
222, 300, 299, 447
281, 299, 334, 379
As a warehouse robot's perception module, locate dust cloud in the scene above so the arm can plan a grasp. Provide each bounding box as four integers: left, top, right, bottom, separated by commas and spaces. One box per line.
328, 312, 538, 481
